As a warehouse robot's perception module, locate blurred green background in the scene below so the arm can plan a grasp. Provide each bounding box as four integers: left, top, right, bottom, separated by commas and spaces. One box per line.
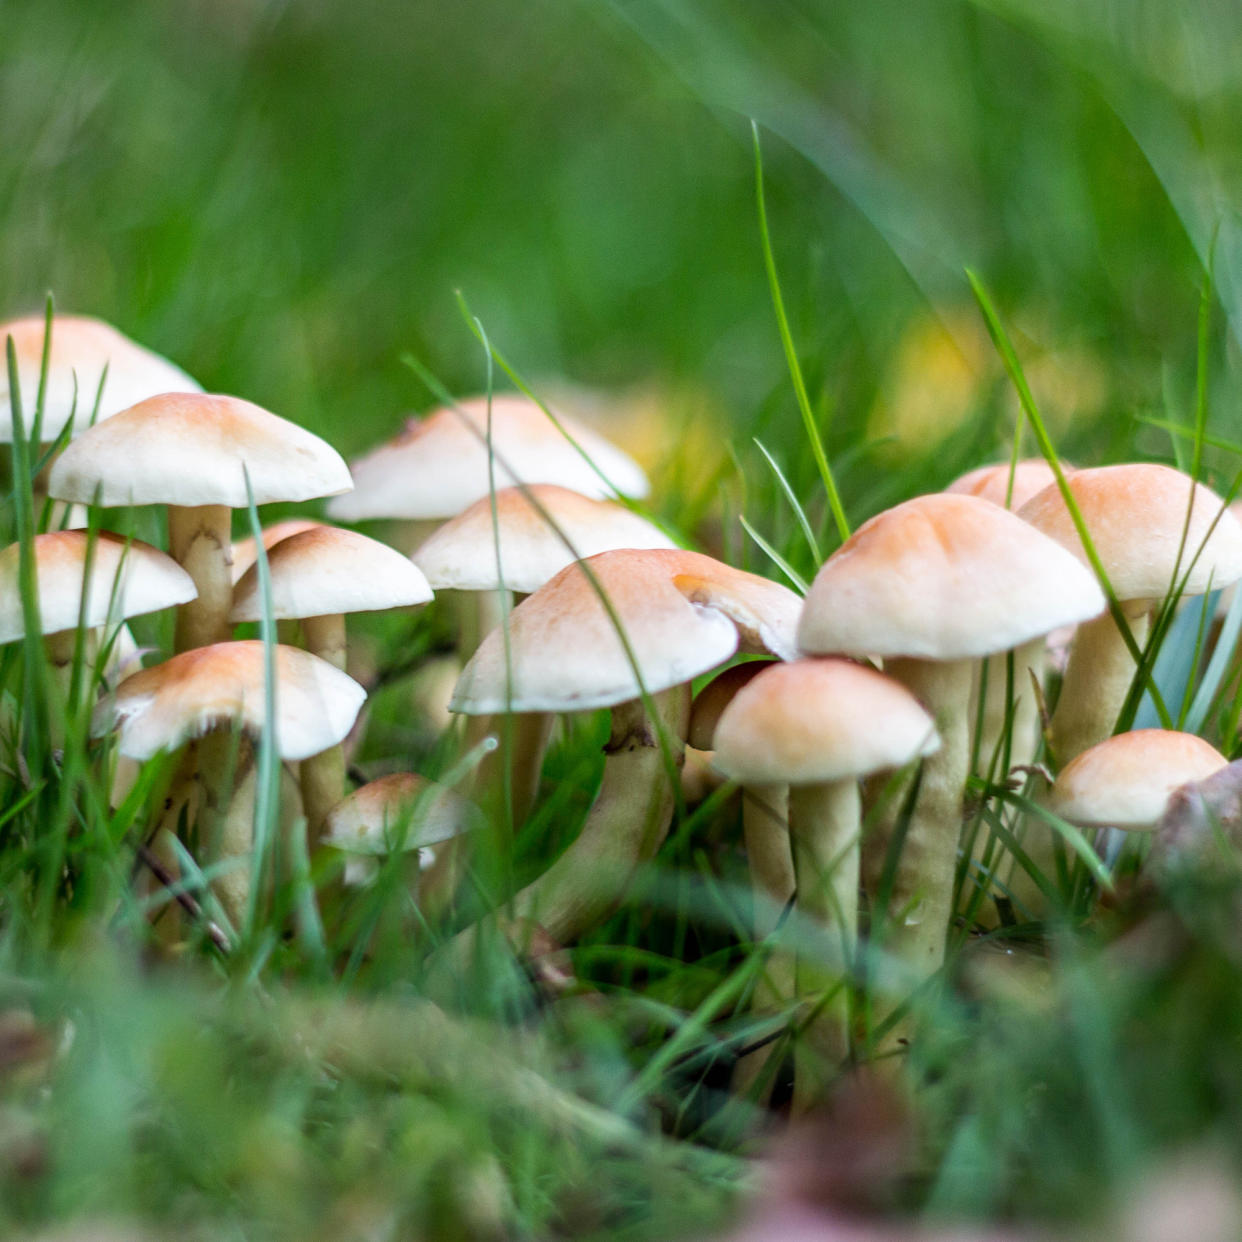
3, 0, 1241, 520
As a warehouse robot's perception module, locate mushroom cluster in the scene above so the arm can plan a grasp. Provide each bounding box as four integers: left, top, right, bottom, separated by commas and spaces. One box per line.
8, 312, 1242, 1116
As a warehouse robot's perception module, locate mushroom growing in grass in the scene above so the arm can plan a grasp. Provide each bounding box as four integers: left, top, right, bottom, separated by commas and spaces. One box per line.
1019, 464, 1242, 766
798, 494, 1106, 995
230, 518, 323, 586
413, 484, 677, 822
713, 658, 939, 1109
0, 531, 196, 740
445, 548, 800, 958
0, 313, 201, 444
323, 773, 484, 889
100, 640, 366, 928
1047, 729, 1228, 836
47, 392, 352, 653
229, 525, 433, 843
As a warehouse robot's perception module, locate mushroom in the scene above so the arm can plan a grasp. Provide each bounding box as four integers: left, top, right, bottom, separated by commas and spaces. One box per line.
324, 773, 484, 889
0, 531, 196, 740
46, 392, 353, 653
713, 658, 939, 1108
445, 548, 800, 956
0, 313, 200, 444
230, 518, 323, 586
414, 484, 677, 822
1019, 464, 1242, 765
798, 494, 1106, 999
1047, 729, 1228, 834
229, 525, 433, 842
100, 640, 367, 928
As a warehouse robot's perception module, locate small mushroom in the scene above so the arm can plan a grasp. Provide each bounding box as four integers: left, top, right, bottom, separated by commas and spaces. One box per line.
714, 659, 939, 1108
230, 525, 433, 843
47, 392, 353, 653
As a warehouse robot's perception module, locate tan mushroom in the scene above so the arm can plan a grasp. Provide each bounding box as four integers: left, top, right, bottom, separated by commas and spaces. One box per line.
798, 493, 1106, 1004
47, 392, 353, 653
230, 525, 433, 842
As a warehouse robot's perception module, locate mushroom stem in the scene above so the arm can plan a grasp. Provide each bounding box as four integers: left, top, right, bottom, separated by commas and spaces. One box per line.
789, 778, 860, 1112
1048, 606, 1151, 766
435, 686, 690, 975
971, 638, 1046, 775
863, 657, 972, 1017
465, 710, 555, 829
732, 783, 795, 1101
44, 628, 79, 747
169, 504, 233, 652
299, 612, 350, 848
197, 731, 256, 931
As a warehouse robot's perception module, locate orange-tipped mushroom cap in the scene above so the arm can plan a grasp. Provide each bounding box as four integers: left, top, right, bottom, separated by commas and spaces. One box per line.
231, 519, 324, 585
412, 484, 676, 594
1018, 464, 1242, 601
798, 493, 1105, 660
326, 394, 648, 522
0, 314, 200, 442
451, 548, 801, 714
713, 658, 940, 785
323, 773, 483, 854
230, 526, 432, 622
98, 640, 366, 760
0, 531, 196, 642
945, 459, 1069, 510
1048, 729, 1228, 830
47, 393, 352, 509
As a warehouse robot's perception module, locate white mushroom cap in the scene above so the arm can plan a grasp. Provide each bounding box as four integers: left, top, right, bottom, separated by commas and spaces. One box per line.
0, 531, 196, 642
326, 394, 649, 522
323, 773, 483, 855
799, 493, 1106, 660
231, 519, 324, 585
0, 314, 201, 442
713, 658, 940, 785
230, 526, 432, 623
412, 484, 676, 594
945, 459, 1070, 510
1018, 464, 1242, 601
1048, 729, 1229, 830
451, 548, 802, 714
47, 392, 353, 508
98, 640, 366, 760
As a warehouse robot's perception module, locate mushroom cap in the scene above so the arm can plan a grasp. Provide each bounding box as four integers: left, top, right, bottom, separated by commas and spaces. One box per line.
1018, 464, 1242, 601
0, 314, 201, 442
47, 392, 353, 508
1048, 729, 1229, 830
688, 660, 774, 751
798, 493, 1106, 660
713, 658, 940, 785
326, 394, 649, 522
98, 640, 366, 760
451, 548, 801, 714
412, 484, 677, 594
945, 458, 1069, 510
323, 773, 483, 854
0, 531, 196, 642
231, 519, 324, 585
230, 526, 433, 623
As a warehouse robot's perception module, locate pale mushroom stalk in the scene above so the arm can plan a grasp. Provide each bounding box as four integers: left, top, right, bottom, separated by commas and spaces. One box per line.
196, 730, 257, 928
972, 638, 1046, 775
169, 503, 235, 652
730, 783, 794, 1101
504, 686, 689, 941
864, 657, 972, 980
1047, 605, 1150, 766
787, 778, 861, 1110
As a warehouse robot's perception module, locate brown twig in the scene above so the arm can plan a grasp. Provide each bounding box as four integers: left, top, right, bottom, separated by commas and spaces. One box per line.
136, 843, 232, 955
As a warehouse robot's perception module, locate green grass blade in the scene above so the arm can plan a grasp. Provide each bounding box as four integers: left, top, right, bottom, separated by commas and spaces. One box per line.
738, 513, 808, 593
752, 436, 821, 566
753, 121, 849, 547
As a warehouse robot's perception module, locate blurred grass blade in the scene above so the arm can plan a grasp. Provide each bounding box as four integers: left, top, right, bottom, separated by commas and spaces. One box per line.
753, 121, 850, 547
738, 513, 807, 593
753, 436, 820, 566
